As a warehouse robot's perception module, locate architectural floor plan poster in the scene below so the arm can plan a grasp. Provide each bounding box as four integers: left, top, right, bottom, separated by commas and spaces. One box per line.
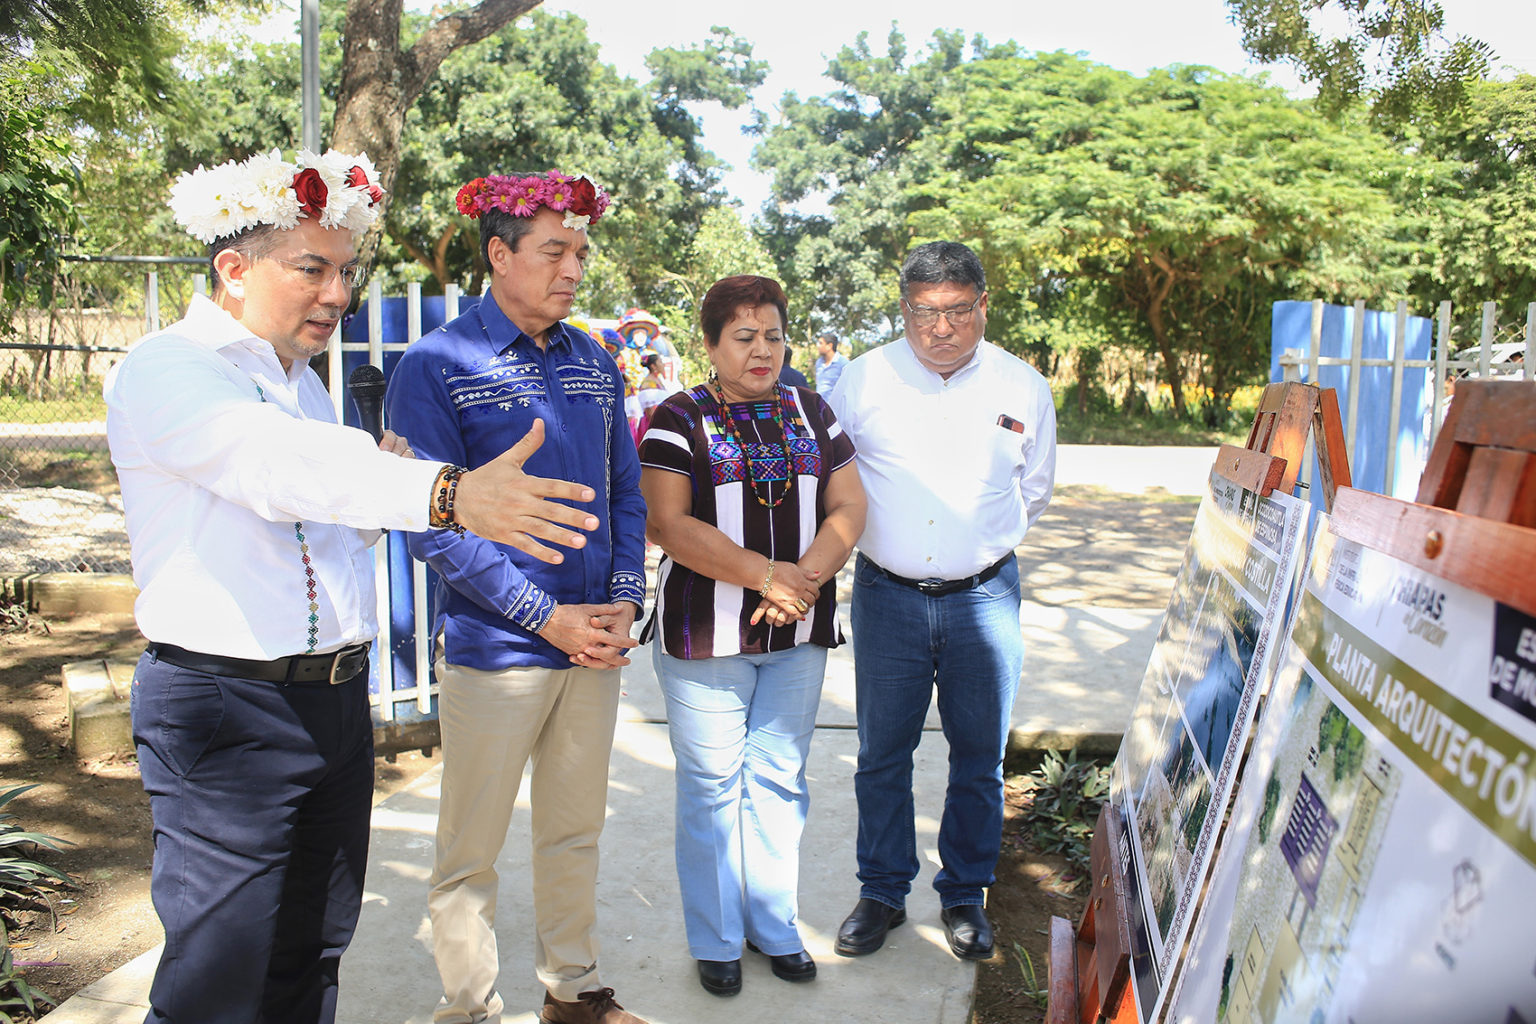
1111, 471, 1310, 1021
1167, 524, 1536, 1023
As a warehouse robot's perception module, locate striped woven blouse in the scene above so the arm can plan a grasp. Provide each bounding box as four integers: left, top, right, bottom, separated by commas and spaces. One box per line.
639, 382, 857, 660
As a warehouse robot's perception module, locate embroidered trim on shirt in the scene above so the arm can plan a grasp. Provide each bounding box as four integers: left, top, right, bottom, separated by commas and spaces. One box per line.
558, 359, 617, 407
610, 569, 646, 607
506, 578, 557, 634
445, 357, 546, 411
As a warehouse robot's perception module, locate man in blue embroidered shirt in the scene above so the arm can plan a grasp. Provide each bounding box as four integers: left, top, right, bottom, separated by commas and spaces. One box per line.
386, 171, 649, 1024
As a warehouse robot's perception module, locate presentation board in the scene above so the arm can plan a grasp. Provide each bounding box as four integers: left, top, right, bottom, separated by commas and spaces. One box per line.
1166, 521, 1536, 1022
1110, 471, 1311, 1020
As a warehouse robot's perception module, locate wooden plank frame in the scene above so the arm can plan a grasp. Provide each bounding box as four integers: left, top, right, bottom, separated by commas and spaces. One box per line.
1047, 803, 1136, 1024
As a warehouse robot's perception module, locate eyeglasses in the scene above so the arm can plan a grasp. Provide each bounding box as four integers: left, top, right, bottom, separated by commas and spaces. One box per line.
265, 255, 367, 291
903, 294, 984, 328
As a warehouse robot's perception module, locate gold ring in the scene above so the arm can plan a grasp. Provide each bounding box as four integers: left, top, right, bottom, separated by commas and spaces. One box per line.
795, 599, 809, 612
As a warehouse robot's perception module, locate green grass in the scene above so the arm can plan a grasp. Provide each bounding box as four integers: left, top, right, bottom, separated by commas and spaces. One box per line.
0, 389, 107, 424
1053, 383, 1263, 447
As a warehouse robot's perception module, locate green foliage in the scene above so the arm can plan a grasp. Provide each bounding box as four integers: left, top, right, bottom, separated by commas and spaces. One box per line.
0, 918, 46, 1024
0, 0, 232, 121
650, 206, 781, 359
1319, 704, 1366, 782
0, 57, 78, 332
1011, 942, 1049, 1010
1017, 749, 1111, 875
1226, 0, 1493, 126
0, 784, 74, 1022
755, 36, 1432, 421
1413, 75, 1536, 328
1258, 772, 1282, 844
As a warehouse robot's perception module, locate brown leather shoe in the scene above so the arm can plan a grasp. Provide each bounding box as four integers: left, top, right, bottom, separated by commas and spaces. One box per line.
540, 988, 649, 1024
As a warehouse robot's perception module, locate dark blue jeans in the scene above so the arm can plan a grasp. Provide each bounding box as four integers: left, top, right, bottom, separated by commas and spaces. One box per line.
131, 650, 374, 1024
849, 553, 1024, 909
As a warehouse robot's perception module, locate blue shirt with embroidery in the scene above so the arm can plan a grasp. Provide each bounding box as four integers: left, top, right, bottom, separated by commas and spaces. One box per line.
386, 293, 647, 671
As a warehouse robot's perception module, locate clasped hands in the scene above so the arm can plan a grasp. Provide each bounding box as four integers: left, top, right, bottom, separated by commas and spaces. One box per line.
540, 601, 640, 669
751, 561, 822, 629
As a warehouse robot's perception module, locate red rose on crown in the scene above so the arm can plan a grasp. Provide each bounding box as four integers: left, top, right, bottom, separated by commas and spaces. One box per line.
346, 165, 384, 205
568, 177, 598, 219
292, 167, 328, 218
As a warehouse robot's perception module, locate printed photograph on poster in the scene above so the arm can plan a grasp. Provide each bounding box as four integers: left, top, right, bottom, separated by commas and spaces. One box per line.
1109, 472, 1310, 1021
1167, 526, 1536, 1023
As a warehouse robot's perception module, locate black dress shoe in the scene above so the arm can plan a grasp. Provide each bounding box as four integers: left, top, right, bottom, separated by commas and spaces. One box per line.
940, 904, 995, 960
745, 940, 817, 982
834, 898, 907, 956
696, 958, 742, 996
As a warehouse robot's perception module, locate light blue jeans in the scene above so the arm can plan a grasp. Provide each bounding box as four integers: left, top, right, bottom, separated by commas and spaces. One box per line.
654, 642, 828, 960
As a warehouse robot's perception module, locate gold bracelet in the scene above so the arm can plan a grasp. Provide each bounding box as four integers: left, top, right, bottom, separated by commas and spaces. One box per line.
760, 559, 775, 597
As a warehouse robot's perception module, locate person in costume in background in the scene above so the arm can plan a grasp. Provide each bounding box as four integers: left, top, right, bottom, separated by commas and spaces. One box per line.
109, 150, 598, 1024
386, 170, 650, 1024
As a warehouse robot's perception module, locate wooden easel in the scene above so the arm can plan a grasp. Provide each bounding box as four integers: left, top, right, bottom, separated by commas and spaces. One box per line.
1331, 378, 1536, 615
1045, 381, 1349, 1024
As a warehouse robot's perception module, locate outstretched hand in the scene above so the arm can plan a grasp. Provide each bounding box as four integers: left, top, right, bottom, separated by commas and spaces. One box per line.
453, 419, 600, 562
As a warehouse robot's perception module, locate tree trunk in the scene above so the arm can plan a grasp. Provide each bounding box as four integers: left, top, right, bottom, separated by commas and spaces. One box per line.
1136, 254, 1185, 419
330, 0, 544, 270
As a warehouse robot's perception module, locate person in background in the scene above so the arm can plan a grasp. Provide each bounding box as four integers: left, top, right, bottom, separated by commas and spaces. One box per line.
640, 275, 867, 998
828, 240, 1055, 963
108, 149, 598, 1024
637, 351, 669, 436
386, 169, 650, 1024
813, 331, 848, 399
779, 340, 811, 389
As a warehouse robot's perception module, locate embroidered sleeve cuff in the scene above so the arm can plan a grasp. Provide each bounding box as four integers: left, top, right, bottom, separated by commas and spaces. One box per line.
609, 570, 646, 609
506, 579, 557, 634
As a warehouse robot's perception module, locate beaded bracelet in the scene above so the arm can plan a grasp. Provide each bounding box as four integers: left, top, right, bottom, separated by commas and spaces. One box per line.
429, 464, 467, 534
760, 559, 775, 597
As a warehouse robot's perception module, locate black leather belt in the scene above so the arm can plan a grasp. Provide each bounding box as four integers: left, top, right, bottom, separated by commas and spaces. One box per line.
868, 553, 1014, 597
147, 642, 370, 686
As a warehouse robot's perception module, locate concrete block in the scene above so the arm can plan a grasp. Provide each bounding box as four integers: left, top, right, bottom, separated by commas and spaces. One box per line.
63, 659, 134, 760
29, 573, 138, 617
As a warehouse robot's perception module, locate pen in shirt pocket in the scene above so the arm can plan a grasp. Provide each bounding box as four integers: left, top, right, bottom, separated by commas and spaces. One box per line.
996, 413, 1025, 434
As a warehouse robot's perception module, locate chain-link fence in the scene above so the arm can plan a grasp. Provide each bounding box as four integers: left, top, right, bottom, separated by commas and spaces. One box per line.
0, 255, 206, 575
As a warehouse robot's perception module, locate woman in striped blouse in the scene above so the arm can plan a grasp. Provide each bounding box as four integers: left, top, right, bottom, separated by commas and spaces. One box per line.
639, 275, 866, 997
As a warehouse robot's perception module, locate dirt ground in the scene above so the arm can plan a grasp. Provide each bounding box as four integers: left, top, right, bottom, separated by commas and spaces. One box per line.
0, 488, 1197, 1022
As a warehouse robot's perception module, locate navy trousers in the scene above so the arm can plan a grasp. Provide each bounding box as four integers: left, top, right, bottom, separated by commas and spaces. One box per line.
130, 650, 374, 1024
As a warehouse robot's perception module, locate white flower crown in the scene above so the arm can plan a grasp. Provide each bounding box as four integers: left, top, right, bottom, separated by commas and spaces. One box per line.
168, 149, 386, 244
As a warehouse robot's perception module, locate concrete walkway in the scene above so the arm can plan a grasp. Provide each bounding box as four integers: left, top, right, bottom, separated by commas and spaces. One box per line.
40, 444, 1217, 1024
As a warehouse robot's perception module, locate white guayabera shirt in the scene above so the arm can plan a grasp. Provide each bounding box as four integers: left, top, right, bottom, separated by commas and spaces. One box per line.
830, 337, 1057, 581
105, 294, 442, 660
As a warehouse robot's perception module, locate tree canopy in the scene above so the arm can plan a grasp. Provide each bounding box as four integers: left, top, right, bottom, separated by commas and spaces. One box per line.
753, 32, 1436, 418
1225, 0, 1493, 125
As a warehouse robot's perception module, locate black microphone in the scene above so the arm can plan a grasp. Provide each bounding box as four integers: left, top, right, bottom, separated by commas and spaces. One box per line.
348, 364, 387, 443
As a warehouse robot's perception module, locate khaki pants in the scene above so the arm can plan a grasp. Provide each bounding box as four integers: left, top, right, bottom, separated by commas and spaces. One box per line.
428, 658, 622, 1022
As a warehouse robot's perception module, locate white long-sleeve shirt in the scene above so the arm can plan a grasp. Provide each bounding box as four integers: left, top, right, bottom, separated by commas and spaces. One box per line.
830, 337, 1056, 580
105, 294, 442, 659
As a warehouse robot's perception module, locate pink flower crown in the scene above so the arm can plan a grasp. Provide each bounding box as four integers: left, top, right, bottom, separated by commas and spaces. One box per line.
455, 170, 612, 230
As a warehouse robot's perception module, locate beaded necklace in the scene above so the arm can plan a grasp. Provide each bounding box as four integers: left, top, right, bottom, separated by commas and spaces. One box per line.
256, 381, 320, 653
710, 380, 798, 509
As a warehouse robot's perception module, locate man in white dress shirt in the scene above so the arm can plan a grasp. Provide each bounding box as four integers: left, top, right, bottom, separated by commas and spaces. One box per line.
828, 241, 1056, 962
105, 150, 600, 1024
